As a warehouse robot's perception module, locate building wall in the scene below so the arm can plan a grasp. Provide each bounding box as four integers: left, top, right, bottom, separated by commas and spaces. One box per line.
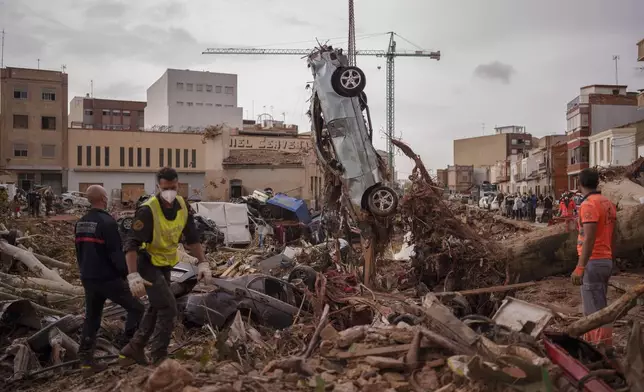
590, 104, 644, 135
145, 69, 243, 131
454, 134, 506, 167
436, 169, 448, 187
67, 128, 207, 171
0, 67, 68, 191
67, 171, 204, 199
590, 128, 637, 167
446, 165, 473, 193
69, 97, 146, 131
144, 71, 169, 129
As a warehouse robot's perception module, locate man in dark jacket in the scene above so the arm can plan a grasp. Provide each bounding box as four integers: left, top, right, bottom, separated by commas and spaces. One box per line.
75, 185, 144, 375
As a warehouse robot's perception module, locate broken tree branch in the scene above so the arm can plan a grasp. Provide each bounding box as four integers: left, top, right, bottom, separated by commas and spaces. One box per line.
563, 282, 644, 337
433, 281, 537, 297
17, 245, 71, 269
0, 291, 67, 316
0, 272, 83, 296
0, 241, 70, 285
303, 304, 330, 359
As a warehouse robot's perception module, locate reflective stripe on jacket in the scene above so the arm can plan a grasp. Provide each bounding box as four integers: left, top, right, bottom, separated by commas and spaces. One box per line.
141, 195, 188, 267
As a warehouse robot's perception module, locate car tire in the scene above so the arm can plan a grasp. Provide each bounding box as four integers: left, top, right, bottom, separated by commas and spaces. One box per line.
367, 185, 399, 217
288, 265, 317, 292
120, 217, 133, 232
331, 66, 366, 97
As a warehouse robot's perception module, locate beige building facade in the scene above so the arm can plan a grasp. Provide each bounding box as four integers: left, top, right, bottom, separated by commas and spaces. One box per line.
0, 67, 68, 192
67, 128, 206, 202
453, 126, 532, 168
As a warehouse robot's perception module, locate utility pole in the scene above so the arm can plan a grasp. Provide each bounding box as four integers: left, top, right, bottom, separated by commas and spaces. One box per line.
37, 58, 40, 70
613, 55, 620, 85
1, 29, 5, 69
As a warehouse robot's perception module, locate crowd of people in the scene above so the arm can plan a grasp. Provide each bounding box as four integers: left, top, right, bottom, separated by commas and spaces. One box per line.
8, 188, 56, 218
494, 190, 583, 223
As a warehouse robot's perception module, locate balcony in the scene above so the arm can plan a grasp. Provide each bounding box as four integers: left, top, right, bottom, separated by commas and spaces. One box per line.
638, 38, 644, 62
538, 162, 547, 172
496, 175, 509, 182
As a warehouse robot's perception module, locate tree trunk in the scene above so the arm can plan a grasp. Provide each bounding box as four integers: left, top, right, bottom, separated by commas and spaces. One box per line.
504, 205, 644, 281
0, 241, 70, 285
0, 272, 83, 296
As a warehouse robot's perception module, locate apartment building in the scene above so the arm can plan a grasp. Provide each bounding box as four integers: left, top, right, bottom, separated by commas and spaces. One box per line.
446, 165, 473, 193
67, 128, 206, 203
589, 121, 644, 168
436, 168, 448, 187
69, 96, 146, 131
145, 69, 243, 132
453, 125, 533, 167
565, 84, 644, 188
0, 67, 68, 192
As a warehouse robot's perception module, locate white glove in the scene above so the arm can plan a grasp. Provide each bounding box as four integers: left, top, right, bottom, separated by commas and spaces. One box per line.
197, 262, 213, 285
127, 272, 152, 297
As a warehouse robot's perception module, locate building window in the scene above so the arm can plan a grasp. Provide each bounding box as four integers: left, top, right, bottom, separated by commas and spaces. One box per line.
96, 146, 101, 166
225, 104, 234, 108
215, 104, 222, 107
41, 116, 56, 130
215, 86, 222, 93
13, 114, 28, 129
136, 147, 142, 167
86, 146, 92, 166
14, 86, 28, 99
206, 103, 213, 107
41, 88, 56, 101
511, 139, 518, 145
225, 86, 234, 94
167, 148, 172, 167
13, 143, 28, 157
187, 102, 193, 107
112, 110, 121, 115
187, 83, 193, 91
177, 82, 184, 90
123, 110, 131, 117
102, 109, 110, 116
84, 109, 93, 116
159, 148, 164, 167
175, 149, 180, 168
105, 146, 110, 166
196, 84, 203, 92
177, 101, 184, 106
128, 147, 134, 167
145, 148, 151, 167
120, 147, 125, 167
183, 149, 188, 168
77, 145, 83, 165
206, 84, 213, 92
18, 173, 35, 191
191, 149, 196, 167
511, 149, 517, 154
196, 102, 203, 106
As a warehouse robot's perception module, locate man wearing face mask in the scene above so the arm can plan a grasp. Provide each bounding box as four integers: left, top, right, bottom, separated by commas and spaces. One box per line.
119, 167, 212, 365
75, 185, 144, 375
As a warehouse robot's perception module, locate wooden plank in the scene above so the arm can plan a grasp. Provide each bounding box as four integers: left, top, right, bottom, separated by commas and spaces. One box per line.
332, 344, 412, 359
434, 281, 537, 297
221, 260, 241, 278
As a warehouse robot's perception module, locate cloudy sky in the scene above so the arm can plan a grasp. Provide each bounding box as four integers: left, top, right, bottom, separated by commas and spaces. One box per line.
2, 0, 643, 177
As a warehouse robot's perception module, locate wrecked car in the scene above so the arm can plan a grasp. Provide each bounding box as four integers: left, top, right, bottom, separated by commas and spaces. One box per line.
177, 274, 310, 330
308, 45, 398, 218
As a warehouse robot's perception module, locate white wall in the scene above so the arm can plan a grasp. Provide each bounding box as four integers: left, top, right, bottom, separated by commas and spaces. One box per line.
144, 69, 243, 131
67, 171, 205, 200
68, 96, 84, 124
144, 72, 169, 129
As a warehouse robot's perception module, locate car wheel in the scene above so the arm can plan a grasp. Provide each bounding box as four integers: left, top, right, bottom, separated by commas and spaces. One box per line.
120, 217, 133, 232
331, 66, 366, 97
367, 185, 398, 217
288, 265, 317, 292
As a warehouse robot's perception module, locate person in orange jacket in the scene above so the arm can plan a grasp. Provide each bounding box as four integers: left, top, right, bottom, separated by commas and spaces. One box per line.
571, 169, 617, 346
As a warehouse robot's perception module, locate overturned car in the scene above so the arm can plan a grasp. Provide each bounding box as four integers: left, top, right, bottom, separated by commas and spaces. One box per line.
308, 45, 398, 218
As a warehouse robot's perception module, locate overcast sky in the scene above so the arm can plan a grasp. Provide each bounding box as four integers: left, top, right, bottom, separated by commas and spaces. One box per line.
2, 0, 643, 177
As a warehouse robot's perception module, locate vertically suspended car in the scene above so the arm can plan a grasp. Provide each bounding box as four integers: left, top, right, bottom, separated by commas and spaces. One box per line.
307, 45, 398, 217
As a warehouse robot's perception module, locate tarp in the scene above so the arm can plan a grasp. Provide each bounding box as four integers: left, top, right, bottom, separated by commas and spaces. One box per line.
267, 194, 311, 224
191, 202, 252, 245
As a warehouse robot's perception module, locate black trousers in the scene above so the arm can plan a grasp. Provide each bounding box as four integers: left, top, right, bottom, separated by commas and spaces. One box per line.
79, 278, 144, 364
128, 258, 177, 362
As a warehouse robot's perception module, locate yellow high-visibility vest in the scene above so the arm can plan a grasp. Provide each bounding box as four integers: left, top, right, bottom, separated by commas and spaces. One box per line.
141, 195, 188, 267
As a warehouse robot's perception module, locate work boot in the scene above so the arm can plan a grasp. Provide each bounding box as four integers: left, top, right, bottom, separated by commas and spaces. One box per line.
80, 362, 108, 377
118, 342, 149, 366
150, 350, 168, 366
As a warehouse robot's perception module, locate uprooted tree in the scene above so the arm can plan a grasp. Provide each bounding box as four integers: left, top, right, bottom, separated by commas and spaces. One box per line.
392, 139, 644, 293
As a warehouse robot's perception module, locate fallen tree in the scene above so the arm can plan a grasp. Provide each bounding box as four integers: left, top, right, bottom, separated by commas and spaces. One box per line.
504, 204, 644, 281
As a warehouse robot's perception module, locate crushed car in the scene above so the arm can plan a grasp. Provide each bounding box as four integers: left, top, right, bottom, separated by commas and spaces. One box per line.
308, 45, 398, 219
